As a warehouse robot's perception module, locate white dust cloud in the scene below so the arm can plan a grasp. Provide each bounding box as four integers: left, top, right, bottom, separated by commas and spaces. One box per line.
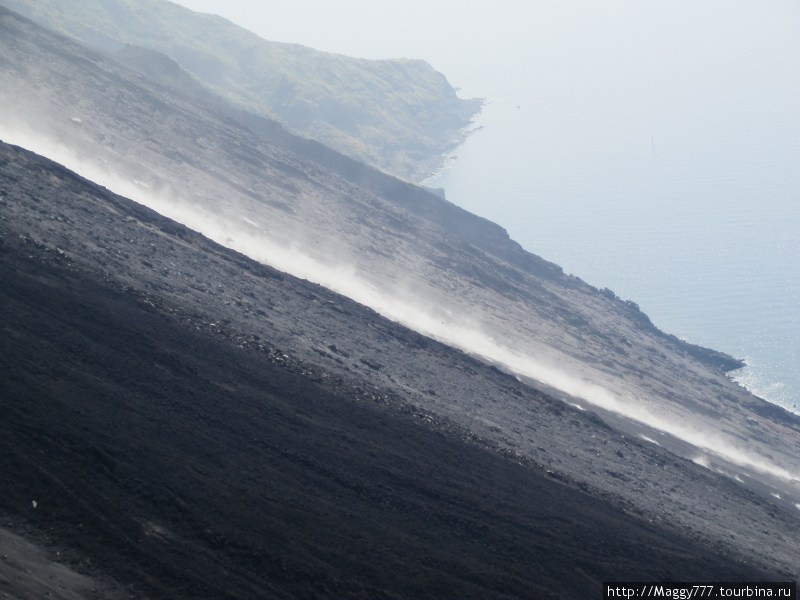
3, 126, 799, 486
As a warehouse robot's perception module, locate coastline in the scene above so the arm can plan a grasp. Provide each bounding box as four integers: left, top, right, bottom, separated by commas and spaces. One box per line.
411, 100, 485, 184
421, 96, 799, 415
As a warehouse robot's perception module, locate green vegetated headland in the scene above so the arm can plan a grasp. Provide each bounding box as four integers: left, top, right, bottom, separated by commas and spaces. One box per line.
2, 0, 482, 181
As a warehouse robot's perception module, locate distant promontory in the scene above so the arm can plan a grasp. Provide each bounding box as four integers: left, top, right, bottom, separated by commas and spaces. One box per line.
2, 0, 482, 181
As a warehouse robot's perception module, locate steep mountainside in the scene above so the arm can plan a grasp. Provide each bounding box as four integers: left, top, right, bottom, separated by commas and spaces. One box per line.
1, 0, 481, 181
110, 44, 222, 106
0, 142, 786, 598
1, 5, 800, 586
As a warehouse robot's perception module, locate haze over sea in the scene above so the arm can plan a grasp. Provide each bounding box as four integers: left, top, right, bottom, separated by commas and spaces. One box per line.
178, 0, 799, 412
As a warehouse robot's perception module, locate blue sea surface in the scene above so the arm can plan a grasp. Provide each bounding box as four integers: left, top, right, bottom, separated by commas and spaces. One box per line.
425, 5, 800, 412
182, 0, 800, 412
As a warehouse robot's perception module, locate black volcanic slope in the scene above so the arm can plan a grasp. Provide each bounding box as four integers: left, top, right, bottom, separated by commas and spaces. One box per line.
0, 144, 782, 598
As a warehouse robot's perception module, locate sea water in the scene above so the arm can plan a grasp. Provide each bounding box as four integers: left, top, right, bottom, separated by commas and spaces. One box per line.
426, 99, 799, 412
423, 4, 800, 412
180, 0, 800, 412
